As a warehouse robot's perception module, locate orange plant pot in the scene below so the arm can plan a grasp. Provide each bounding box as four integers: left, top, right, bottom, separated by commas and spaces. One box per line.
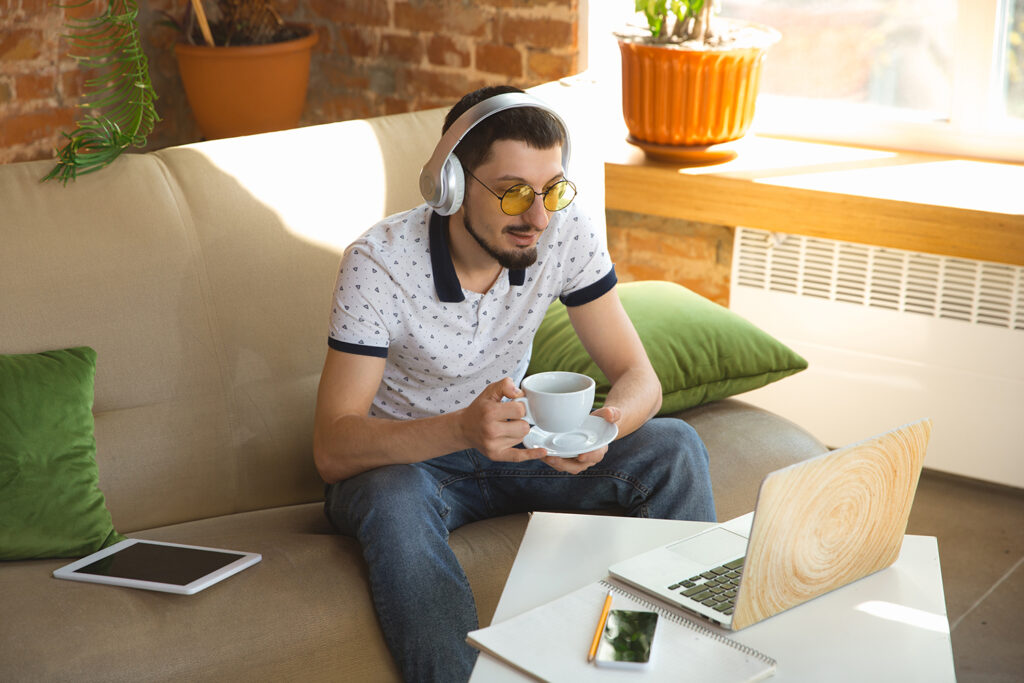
174, 26, 318, 140
619, 25, 777, 148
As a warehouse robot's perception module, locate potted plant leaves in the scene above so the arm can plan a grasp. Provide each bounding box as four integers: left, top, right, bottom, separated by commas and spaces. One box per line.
44, 0, 317, 183
44, 0, 159, 184
617, 1, 780, 161
165, 0, 317, 140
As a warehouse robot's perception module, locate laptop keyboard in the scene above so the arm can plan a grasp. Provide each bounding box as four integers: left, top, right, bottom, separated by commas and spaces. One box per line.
667, 557, 745, 615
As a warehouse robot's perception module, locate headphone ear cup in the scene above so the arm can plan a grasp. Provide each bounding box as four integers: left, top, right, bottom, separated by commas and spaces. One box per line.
435, 154, 465, 216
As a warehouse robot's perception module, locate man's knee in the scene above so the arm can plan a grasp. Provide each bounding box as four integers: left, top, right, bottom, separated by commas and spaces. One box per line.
633, 417, 708, 461
325, 464, 444, 537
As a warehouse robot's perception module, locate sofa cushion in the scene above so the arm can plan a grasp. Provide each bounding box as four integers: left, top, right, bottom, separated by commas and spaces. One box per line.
0, 347, 123, 560
677, 398, 829, 520
527, 280, 808, 415
0, 503, 529, 682
0, 400, 825, 681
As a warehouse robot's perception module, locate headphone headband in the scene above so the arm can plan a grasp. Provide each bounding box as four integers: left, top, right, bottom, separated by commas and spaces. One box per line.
419, 92, 571, 216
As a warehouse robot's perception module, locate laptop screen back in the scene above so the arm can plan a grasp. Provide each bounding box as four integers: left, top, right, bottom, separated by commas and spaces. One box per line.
731, 419, 931, 630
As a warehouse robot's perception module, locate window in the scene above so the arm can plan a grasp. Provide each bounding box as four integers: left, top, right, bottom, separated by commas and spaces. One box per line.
583, 0, 1024, 162
1008, 0, 1024, 119
727, 0, 955, 118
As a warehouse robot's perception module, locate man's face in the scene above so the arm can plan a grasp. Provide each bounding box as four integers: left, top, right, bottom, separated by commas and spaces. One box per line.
460, 139, 565, 270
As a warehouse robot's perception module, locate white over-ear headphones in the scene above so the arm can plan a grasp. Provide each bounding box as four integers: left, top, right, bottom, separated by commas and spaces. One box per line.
418, 92, 571, 216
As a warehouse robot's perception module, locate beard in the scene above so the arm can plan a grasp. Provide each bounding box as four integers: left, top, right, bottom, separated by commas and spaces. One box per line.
463, 215, 539, 270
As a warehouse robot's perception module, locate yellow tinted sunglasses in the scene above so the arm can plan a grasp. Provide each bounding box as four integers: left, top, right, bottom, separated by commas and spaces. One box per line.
465, 167, 577, 216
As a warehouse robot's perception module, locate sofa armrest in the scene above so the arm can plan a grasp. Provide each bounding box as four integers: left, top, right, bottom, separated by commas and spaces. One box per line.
670, 399, 829, 521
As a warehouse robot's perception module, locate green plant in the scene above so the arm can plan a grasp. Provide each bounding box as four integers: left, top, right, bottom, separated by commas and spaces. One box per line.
44, 0, 302, 184
43, 0, 159, 184
634, 0, 718, 43
162, 0, 302, 47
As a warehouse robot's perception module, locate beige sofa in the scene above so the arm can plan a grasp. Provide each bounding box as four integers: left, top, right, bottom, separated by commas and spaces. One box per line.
0, 82, 827, 681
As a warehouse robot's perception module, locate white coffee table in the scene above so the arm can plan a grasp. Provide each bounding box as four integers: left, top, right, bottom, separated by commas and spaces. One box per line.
470, 512, 955, 682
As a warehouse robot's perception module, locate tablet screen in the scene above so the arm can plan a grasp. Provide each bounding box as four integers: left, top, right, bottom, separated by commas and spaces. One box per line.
73, 541, 247, 586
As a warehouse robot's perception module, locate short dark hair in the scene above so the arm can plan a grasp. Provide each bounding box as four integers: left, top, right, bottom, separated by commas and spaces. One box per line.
442, 85, 566, 173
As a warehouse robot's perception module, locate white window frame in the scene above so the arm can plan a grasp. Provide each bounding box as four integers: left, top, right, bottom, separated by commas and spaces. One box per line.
581, 0, 1024, 163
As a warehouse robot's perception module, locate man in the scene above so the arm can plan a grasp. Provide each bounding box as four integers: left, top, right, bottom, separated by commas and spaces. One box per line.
313, 85, 715, 681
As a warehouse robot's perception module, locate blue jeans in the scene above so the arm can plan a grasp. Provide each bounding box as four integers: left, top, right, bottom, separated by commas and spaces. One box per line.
324, 417, 715, 682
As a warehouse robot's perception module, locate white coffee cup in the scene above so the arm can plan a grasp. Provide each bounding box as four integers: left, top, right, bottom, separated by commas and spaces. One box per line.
515, 371, 595, 434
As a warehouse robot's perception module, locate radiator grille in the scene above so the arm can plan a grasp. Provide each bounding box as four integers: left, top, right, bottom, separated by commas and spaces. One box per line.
734, 228, 1024, 331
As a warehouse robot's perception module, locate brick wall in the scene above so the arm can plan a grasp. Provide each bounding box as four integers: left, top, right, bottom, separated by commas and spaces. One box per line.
2, 1, 732, 304
1, 0, 88, 164
607, 210, 734, 307
1, 0, 580, 163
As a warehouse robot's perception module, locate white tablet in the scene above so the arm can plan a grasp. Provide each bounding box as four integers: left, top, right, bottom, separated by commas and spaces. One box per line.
53, 539, 261, 595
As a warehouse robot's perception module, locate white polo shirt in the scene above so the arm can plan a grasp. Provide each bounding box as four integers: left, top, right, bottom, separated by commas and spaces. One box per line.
328, 202, 615, 420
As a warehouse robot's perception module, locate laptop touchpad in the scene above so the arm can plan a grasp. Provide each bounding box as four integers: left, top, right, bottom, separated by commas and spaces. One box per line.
667, 528, 748, 566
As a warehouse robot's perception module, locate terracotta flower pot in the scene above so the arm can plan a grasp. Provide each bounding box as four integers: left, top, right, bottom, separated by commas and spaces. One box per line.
618, 22, 779, 150
174, 25, 318, 140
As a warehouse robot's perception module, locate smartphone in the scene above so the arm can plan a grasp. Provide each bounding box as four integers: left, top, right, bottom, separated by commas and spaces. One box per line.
594, 609, 659, 669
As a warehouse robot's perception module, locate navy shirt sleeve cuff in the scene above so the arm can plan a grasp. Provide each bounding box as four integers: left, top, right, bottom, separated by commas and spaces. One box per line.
559, 266, 618, 307
328, 337, 389, 358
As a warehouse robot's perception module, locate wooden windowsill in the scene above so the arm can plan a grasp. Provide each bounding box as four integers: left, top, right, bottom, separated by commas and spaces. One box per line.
604, 134, 1024, 267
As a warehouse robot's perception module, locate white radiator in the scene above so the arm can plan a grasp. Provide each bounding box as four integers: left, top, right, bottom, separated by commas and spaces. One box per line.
730, 227, 1024, 489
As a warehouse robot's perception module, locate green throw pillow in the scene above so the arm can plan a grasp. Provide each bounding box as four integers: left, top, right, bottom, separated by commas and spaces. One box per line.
0, 346, 123, 560
527, 280, 807, 415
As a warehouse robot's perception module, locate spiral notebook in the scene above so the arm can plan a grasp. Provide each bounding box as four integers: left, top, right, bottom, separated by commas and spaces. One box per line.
467, 578, 775, 682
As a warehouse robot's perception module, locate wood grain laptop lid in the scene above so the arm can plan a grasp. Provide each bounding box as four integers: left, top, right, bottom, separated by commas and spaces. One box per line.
731, 418, 932, 630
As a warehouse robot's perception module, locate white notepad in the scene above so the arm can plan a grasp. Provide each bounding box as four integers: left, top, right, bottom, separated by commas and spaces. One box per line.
468, 578, 775, 682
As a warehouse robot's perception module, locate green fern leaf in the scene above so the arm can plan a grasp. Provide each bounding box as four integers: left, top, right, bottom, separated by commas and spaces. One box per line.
43, 0, 160, 185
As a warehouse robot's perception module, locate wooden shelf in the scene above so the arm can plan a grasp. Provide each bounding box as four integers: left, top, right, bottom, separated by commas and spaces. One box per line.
604, 134, 1024, 267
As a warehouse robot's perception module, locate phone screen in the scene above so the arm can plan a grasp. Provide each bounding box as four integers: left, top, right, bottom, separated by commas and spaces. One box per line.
594, 609, 659, 668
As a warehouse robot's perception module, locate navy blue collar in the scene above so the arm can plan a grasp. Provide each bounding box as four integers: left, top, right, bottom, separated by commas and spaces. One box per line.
428, 212, 526, 303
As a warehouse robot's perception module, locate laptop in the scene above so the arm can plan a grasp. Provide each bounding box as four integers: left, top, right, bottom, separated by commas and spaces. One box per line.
609, 419, 932, 631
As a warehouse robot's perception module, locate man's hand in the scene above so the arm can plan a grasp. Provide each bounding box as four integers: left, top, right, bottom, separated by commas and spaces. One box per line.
541, 405, 622, 475
459, 378, 548, 463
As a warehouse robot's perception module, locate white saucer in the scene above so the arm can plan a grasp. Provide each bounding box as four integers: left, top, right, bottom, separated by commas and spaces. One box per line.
523, 415, 618, 457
